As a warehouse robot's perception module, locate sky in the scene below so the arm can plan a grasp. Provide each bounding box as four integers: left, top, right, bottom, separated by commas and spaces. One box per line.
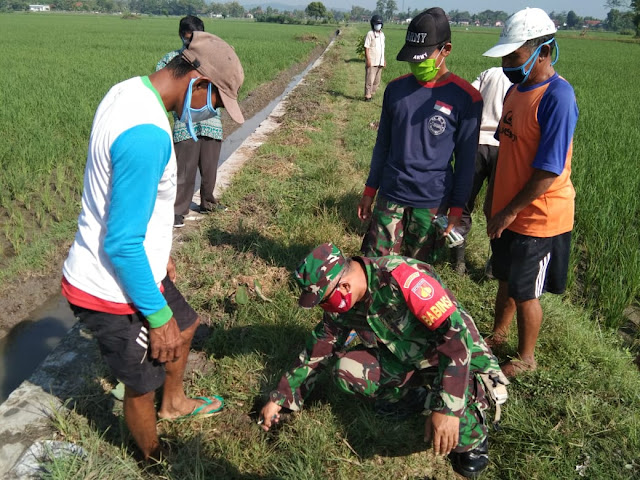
323, 0, 611, 19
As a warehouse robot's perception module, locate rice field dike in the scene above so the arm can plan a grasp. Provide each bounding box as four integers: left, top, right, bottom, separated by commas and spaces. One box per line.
1, 14, 640, 479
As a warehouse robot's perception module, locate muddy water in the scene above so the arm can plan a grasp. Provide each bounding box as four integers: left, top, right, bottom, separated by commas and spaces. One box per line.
0, 294, 76, 402
0, 50, 326, 404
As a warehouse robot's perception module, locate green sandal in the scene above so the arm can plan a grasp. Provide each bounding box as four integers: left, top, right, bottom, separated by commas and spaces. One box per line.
159, 395, 224, 421
186, 395, 224, 418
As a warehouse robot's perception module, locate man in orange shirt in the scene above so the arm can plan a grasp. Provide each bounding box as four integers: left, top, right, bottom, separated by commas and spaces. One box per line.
483, 8, 579, 377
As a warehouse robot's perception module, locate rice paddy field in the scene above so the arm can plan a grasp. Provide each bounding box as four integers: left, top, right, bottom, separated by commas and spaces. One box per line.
0, 12, 334, 277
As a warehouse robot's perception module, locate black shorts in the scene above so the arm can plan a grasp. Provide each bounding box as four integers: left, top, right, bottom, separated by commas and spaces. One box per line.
490, 230, 572, 301
70, 276, 198, 394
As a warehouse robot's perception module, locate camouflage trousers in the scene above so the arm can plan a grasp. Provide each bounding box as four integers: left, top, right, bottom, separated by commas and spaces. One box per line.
361, 195, 448, 263
333, 346, 489, 452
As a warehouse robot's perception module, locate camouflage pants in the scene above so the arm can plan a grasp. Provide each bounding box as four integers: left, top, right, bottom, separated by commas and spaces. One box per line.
333, 346, 489, 452
361, 195, 448, 263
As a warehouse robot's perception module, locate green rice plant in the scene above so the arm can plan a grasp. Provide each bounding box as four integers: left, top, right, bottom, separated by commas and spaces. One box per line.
4, 208, 26, 255
355, 34, 365, 59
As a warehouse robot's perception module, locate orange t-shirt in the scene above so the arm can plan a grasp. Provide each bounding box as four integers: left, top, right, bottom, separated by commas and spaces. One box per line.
492, 74, 578, 237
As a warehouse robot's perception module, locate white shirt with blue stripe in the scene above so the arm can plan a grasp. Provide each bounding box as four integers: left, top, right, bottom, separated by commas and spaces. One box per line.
63, 76, 177, 327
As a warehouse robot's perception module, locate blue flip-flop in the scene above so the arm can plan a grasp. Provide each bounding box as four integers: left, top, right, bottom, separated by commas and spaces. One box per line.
186, 395, 224, 418
157, 395, 224, 422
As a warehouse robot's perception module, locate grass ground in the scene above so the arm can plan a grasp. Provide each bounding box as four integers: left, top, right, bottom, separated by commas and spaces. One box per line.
44, 26, 640, 480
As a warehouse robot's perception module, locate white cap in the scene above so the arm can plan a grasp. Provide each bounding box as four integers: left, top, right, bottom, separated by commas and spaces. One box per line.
483, 8, 557, 58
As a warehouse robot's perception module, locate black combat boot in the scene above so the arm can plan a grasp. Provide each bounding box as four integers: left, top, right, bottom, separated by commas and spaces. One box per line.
448, 438, 489, 479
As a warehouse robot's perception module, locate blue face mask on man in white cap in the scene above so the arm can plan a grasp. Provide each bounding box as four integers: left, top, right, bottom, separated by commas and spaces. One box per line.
179, 77, 219, 142
502, 38, 558, 84
483, 7, 559, 85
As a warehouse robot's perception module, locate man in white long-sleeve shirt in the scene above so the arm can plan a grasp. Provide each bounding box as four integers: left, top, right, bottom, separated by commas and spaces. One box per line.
452, 67, 512, 274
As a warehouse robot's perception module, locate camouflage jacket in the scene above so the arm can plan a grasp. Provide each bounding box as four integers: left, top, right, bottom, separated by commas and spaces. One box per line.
270, 256, 501, 417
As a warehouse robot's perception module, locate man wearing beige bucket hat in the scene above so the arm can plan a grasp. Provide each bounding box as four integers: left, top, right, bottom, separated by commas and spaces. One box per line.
482, 8, 579, 378
156, 17, 238, 228
62, 32, 244, 460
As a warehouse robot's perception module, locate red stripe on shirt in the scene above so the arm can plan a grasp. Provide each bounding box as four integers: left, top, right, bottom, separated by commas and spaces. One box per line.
61, 275, 138, 315
448, 74, 483, 103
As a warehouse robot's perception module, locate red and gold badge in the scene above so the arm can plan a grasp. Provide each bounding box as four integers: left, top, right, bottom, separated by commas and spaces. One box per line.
411, 278, 434, 300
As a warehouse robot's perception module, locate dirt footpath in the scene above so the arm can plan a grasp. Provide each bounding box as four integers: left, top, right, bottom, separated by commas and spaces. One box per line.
0, 43, 328, 340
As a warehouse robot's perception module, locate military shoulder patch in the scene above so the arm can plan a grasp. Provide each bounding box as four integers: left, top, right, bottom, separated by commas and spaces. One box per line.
391, 263, 456, 330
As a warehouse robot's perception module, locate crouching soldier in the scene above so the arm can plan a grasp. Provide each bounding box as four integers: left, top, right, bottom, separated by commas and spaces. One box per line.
259, 243, 508, 479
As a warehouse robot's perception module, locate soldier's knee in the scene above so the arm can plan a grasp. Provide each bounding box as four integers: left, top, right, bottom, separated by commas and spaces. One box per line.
332, 355, 379, 398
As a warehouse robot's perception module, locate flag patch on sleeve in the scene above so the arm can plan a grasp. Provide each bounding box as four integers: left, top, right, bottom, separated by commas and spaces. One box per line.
391, 263, 457, 330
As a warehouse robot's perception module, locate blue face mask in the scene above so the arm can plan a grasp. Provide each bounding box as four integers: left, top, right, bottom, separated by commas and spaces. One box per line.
503, 38, 558, 84
179, 77, 218, 142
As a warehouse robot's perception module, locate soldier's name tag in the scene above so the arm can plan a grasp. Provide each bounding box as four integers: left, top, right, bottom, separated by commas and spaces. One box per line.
391, 263, 456, 330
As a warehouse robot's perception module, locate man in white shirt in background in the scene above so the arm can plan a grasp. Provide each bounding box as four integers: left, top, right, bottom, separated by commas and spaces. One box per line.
452, 67, 512, 274
364, 14, 386, 102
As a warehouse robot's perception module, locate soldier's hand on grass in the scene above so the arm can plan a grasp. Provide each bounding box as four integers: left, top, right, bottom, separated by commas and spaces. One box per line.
425, 411, 459, 456
487, 208, 517, 239
149, 317, 183, 363
259, 401, 282, 431
357, 195, 374, 221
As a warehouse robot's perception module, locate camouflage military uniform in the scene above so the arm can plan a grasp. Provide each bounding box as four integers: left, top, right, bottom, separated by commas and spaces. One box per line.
270, 255, 503, 452
361, 195, 448, 263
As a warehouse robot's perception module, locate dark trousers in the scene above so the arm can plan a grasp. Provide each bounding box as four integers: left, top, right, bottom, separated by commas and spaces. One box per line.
458, 144, 499, 238
174, 137, 222, 216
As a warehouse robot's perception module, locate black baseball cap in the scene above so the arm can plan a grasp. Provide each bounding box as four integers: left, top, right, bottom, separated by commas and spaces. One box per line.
397, 7, 451, 63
